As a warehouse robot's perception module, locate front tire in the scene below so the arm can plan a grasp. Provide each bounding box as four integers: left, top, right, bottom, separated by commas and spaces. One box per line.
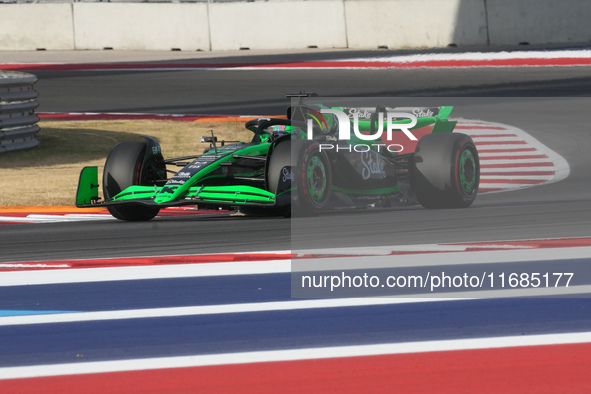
266, 139, 332, 216
410, 133, 479, 208
103, 141, 160, 221
297, 142, 332, 214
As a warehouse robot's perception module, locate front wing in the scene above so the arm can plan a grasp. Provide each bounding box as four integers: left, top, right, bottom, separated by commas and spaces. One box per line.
75, 167, 276, 209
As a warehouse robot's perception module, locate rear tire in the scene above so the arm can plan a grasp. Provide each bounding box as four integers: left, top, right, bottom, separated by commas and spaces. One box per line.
103, 141, 160, 221
410, 133, 479, 208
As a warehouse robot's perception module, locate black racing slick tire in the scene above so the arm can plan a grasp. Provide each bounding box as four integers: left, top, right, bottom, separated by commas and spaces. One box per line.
297, 142, 332, 214
410, 133, 479, 209
265, 140, 293, 217
103, 141, 160, 221
266, 139, 331, 216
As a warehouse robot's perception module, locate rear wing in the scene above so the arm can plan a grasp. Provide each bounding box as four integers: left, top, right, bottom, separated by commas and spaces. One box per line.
338, 106, 457, 134
339, 106, 453, 120
286, 102, 457, 141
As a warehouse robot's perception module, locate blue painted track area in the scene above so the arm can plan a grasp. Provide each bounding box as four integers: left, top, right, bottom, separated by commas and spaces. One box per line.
1, 267, 590, 369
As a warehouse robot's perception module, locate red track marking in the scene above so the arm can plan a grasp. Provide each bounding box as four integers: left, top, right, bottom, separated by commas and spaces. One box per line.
455, 126, 509, 130
280, 57, 591, 68
0, 253, 290, 271
477, 148, 537, 153
0, 207, 108, 214
38, 113, 280, 123
481, 154, 549, 160
4, 236, 588, 270
481, 162, 554, 168
297, 236, 591, 258
475, 140, 527, 145
2, 343, 589, 394
6, 56, 591, 72
480, 179, 547, 184
0, 212, 109, 218
468, 134, 517, 138
38, 113, 219, 122
451, 236, 591, 250
482, 171, 555, 176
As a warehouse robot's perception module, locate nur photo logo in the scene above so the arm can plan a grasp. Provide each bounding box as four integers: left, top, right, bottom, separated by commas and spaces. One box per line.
305, 107, 418, 153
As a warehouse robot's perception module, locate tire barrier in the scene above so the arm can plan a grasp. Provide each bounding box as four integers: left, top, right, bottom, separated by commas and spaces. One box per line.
0, 71, 40, 153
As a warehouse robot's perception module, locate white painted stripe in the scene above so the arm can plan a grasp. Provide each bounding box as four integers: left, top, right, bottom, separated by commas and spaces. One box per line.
211, 63, 590, 71
1, 331, 590, 380
343, 49, 591, 63
456, 120, 496, 125
479, 158, 553, 165
0, 264, 70, 269
480, 175, 553, 180
459, 125, 514, 130
0, 297, 463, 326
3, 284, 591, 327
474, 145, 531, 150
474, 145, 532, 152
0, 260, 290, 286
293, 246, 591, 272
457, 130, 513, 135
0, 217, 32, 223
478, 151, 547, 157
2, 245, 591, 286
480, 167, 557, 173
477, 183, 538, 189
481, 182, 543, 191
298, 244, 533, 256
0, 215, 113, 223
465, 136, 522, 143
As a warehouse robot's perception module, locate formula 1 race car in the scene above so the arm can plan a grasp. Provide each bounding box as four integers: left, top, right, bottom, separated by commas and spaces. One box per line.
76, 95, 479, 220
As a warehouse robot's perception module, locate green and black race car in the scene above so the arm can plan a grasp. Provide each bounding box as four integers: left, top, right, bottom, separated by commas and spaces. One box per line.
76, 95, 479, 220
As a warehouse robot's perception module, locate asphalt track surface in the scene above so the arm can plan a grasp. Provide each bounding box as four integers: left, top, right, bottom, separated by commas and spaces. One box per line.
1, 51, 591, 261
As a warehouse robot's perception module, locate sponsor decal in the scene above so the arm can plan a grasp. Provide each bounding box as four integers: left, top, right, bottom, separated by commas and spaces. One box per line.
282, 167, 294, 182
166, 154, 227, 187
412, 108, 434, 118
345, 108, 372, 120
166, 179, 186, 185
360, 150, 386, 180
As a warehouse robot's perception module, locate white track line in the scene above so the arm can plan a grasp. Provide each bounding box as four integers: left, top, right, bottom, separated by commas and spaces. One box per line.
2, 246, 591, 286
479, 158, 554, 165
477, 183, 544, 189
0, 297, 463, 326
478, 151, 548, 157
343, 49, 591, 63
4, 284, 591, 327
1, 332, 590, 380
480, 175, 554, 180
480, 167, 557, 173
0, 214, 113, 223
0, 260, 290, 286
